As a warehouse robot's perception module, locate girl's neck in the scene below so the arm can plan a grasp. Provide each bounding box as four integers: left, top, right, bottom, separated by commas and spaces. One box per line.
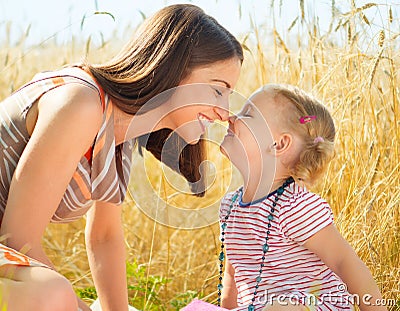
241, 170, 292, 204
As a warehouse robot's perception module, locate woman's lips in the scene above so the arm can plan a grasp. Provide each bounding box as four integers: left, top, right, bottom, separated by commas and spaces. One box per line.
197, 113, 213, 131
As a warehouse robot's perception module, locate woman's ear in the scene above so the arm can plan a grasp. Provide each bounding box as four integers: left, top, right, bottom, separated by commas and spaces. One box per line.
273, 133, 293, 156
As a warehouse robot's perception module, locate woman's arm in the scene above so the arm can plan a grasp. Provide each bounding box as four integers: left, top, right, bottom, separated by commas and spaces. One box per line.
0, 84, 102, 310
221, 258, 238, 309
85, 200, 129, 311
1, 83, 102, 261
304, 224, 387, 311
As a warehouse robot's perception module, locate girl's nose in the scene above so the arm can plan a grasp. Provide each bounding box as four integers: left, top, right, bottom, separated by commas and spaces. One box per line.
227, 115, 237, 125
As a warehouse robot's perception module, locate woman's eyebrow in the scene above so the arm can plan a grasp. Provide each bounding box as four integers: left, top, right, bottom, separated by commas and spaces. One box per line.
211, 79, 231, 89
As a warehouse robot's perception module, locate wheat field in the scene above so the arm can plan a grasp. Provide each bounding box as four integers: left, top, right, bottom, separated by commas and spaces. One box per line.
0, 1, 399, 310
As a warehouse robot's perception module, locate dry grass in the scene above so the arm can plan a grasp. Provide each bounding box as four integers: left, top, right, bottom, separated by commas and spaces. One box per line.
0, 1, 399, 310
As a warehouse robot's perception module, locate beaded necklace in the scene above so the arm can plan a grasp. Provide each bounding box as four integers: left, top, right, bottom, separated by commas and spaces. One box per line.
217, 177, 294, 310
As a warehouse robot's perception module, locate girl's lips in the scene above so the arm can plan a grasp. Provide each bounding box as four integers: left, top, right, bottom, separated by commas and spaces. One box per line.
226, 121, 235, 137
226, 128, 235, 136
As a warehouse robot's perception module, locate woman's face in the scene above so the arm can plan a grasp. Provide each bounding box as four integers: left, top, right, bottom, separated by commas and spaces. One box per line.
165, 57, 242, 144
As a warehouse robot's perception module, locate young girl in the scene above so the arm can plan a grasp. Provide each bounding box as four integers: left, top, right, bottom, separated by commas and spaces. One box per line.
218, 84, 386, 311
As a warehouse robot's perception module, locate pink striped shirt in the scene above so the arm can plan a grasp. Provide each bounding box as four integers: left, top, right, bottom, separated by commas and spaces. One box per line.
220, 181, 354, 311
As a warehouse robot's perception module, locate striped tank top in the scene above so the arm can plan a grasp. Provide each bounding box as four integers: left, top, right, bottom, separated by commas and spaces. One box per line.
0, 66, 133, 224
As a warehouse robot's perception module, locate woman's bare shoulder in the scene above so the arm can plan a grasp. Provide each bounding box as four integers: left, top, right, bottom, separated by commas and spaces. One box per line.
36, 82, 103, 133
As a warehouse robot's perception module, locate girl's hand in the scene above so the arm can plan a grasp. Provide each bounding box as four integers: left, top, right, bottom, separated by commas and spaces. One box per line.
221, 258, 238, 309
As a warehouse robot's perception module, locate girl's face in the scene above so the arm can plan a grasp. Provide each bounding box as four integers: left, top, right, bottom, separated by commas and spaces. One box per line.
220, 91, 277, 171
165, 57, 242, 144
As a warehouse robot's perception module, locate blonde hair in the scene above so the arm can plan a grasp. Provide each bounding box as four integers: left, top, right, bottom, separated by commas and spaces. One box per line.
268, 84, 335, 186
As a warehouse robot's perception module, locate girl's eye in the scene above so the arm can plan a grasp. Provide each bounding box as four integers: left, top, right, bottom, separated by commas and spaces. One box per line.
238, 112, 251, 118
241, 107, 251, 117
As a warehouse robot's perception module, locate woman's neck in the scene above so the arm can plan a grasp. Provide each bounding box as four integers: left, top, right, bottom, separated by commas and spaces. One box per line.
113, 102, 170, 145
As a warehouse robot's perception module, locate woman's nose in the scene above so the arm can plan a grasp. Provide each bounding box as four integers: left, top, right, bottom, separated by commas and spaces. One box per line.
213, 106, 230, 121
213, 95, 231, 121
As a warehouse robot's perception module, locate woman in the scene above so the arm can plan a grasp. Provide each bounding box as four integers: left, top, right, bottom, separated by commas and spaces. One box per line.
0, 4, 243, 311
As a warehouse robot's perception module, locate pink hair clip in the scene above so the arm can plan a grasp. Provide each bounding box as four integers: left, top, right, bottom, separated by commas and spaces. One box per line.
299, 115, 317, 124
314, 136, 324, 144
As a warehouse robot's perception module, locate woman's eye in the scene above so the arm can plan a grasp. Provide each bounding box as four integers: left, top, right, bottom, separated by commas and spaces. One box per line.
214, 89, 223, 97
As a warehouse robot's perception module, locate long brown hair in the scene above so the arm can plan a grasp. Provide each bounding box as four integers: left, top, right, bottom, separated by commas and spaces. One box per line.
86, 4, 243, 196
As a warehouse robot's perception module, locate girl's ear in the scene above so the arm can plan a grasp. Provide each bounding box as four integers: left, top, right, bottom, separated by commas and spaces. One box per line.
273, 133, 293, 156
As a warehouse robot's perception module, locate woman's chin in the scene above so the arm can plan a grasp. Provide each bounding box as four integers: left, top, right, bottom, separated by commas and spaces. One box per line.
187, 138, 200, 145
177, 130, 203, 145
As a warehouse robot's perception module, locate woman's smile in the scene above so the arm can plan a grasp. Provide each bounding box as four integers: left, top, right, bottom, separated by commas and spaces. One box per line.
197, 113, 214, 132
